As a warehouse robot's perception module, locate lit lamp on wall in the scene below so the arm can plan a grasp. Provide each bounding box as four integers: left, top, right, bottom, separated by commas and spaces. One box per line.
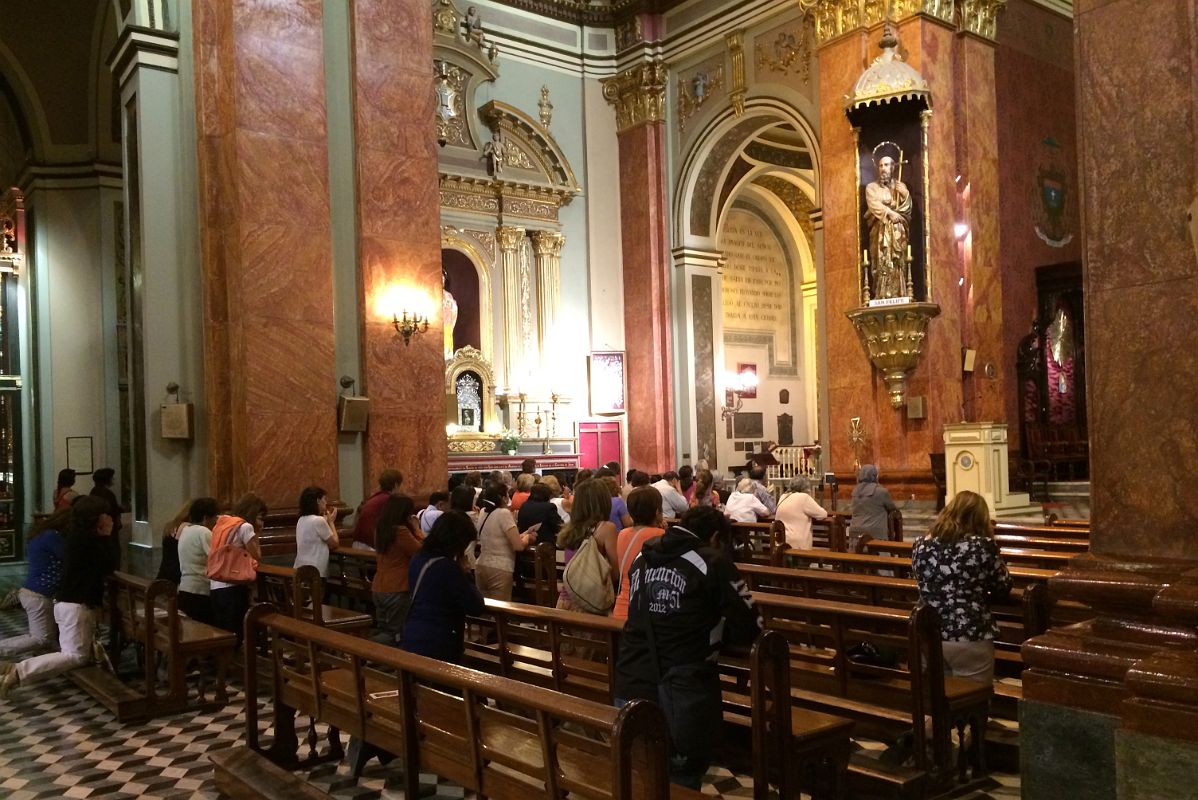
392, 310, 429, 346
720, 368, 758, 422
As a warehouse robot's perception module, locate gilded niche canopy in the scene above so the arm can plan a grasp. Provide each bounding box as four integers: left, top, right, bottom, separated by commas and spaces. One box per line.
847, 25, 930, 111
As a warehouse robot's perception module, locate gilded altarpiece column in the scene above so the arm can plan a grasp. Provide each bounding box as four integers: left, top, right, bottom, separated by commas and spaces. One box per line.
529, 230, 564, 359
602, 59, 676, 472
496, 225, 527, 388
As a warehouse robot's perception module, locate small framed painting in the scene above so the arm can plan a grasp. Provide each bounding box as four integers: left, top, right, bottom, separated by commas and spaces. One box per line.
66, 436, 94, 475
589, 351, 626, 416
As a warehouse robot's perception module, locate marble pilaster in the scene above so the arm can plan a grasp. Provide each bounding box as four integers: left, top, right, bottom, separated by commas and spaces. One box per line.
529, 229, 564, 362
496, 225, 527, 390
347, 0, 446, 498
193, 0, 339, 507
603, 59, 676, 472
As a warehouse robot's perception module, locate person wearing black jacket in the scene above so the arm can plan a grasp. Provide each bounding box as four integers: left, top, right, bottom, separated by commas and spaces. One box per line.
516, 482, 563, 544
0, 495, 116, 699
615, 506, 761, 789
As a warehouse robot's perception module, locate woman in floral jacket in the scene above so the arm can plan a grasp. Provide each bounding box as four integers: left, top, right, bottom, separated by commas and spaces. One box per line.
911, 490, 1012, 685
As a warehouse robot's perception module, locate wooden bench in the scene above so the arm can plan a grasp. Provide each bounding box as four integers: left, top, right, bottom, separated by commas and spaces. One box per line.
862, 537, 1085, 566
211, 746, 334, 800
512, 541, 561, 607
731, 521, 785, 565
324, 547, 377, 612
752, 591, 992, 797
75, 571, 235, 721
242, 607, 705, 799
465, 598, 854, 798
255, 563, 374, 636
994, 521, 1089, 540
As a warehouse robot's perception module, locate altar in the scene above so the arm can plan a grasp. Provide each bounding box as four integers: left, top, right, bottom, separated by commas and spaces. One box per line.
448, 451, 581, 481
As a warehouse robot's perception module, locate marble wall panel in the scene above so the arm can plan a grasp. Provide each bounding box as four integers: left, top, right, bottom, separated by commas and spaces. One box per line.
617, 123, 675, 473
245, 410, 340, 505
1075, 0, 1198, 556
995, 23, 1079, 442
232, 36, 328, 142
350, 0, 447, 498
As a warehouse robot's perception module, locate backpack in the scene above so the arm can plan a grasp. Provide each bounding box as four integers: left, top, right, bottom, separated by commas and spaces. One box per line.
206, 515, 258, 584
563, 535, 615, 615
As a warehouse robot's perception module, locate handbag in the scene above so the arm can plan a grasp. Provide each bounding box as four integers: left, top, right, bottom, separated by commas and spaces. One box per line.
206, 515, 258, 584
563, 534, 615, 615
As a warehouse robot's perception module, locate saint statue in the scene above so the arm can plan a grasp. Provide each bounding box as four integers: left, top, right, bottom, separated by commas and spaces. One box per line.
865, 144, 912, 300
483, 130, 508, 176
442, 268, 458, 360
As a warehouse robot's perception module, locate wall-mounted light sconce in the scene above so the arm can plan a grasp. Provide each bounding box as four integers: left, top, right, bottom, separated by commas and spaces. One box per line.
392, 311, 429, 346
720, 369, 759, 422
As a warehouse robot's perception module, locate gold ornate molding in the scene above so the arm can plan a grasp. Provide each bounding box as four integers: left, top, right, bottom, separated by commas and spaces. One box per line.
602, 59, 667, 134
959, 0, 1007, 41
528, 229, 565, 257
439, 174, 573, 223
726, 31, 747, 117
798, 0, 961, 47
845, 302, 941, 408
677, 58, 725, 133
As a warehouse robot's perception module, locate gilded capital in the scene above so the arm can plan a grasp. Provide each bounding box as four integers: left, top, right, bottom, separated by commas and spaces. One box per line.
602, 59, 667, 133
959, 0, 1007, 41
496, 225, 526, 251
529, 229, 565, 257
799, 0, 957, 47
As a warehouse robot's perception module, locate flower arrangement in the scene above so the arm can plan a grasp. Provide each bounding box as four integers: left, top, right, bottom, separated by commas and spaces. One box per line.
497, 430, 521, 454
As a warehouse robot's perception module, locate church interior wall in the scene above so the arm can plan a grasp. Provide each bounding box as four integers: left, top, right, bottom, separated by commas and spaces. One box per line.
994, 0, 1080, 447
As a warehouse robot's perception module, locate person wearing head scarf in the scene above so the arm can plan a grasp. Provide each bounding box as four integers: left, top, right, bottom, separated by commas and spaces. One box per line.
848, 464, 896, 552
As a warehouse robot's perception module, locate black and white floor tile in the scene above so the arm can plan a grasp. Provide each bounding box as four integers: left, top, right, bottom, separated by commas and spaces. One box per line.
0, 566, 1020, 799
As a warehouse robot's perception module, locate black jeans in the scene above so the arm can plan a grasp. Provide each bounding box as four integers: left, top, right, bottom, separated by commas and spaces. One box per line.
619, 661, 720, 790
210, 585, 250, 646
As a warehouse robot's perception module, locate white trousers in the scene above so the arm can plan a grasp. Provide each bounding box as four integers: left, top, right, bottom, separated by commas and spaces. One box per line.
15, 602, 95, 685
0, 589, 57, 658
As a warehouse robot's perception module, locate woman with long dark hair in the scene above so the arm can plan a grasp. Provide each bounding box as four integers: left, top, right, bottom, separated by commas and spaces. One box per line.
52, 469, 79, 510
556, 478, 618, 615
371, 495, 423, 644
0, 507, 70, 659
0, 496, 116, 698
401, 511, 485, 663
294, 486, 340, 577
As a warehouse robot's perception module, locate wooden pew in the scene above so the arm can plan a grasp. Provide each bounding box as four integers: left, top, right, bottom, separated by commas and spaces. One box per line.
464, 598, 854, 798
752, 592, 992, 796
862, 538, 1083, 568
731, 520, 785, 565
512, 541, 561, 607
241, 608, 705, 800
737, 563, 1051, 720
776, 547, 1060, 587
993, 521, 1089, 540
1045, 514, 1090, 529
324, 547, 376, 612
255, 563, 374, 636
73, 571, 235, 721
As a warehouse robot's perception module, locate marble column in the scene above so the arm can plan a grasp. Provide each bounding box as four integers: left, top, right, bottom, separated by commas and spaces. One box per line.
193, 0, 339, 507
1020, 1, 1198, 797
671, 248, 724, 468
602, 59, 676, 473
496, 225, 527, 390
346, 0, 446, 497
529, 229, 563, 361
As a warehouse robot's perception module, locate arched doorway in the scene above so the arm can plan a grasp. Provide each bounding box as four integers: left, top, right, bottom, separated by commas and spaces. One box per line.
673, 100, 823, 473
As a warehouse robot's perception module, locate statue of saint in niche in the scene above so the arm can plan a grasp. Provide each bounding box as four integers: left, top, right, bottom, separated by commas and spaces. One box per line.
865, 142, 912, 299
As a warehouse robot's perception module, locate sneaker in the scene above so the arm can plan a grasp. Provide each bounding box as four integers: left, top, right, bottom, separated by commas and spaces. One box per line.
0, 669, 17, 701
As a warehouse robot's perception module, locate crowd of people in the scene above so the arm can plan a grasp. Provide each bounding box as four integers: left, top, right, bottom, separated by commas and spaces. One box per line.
1, 458, 1013, 791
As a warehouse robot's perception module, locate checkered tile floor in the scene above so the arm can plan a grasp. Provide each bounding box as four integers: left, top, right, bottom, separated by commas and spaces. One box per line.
0, 566, 1020, 798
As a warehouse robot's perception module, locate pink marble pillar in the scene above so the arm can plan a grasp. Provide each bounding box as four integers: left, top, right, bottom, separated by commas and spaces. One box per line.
347, 0, 447, 497
194, 0, 339, 507
1021, 0, 1198, 725
605, 63, 676, 473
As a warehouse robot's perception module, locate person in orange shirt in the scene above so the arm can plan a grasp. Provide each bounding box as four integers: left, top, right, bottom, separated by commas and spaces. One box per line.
612, 487, 665, 620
